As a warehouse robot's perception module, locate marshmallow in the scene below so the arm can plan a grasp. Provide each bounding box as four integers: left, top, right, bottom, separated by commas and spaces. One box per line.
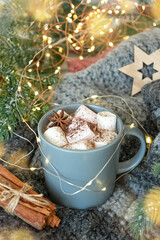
97, 111, 116, 131
64, 140, 95, 150
74, 105, 97, 124
44, 126, 68, 147
66, 122, 95, 144
68, 118, 85, 131
93, 130, 117, 148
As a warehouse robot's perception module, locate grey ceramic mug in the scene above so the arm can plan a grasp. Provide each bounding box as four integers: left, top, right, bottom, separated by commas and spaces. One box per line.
38, 104, 146, 209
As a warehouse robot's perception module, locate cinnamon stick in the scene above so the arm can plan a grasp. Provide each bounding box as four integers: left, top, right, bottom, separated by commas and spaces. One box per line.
0, 164, 61, 230
0, 175, 51, 216
0, 185, 47, 230
0, 164, 56, 211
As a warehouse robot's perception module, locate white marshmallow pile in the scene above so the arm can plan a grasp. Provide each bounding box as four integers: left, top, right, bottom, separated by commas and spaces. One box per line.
44, 105, 118, 150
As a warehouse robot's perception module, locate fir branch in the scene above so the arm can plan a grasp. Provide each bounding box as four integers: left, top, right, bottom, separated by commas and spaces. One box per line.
151, 162, 160, 177
129, 199, 152, 240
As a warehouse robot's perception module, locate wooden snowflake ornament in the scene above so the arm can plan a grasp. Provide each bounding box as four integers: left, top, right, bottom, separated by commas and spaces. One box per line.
119, 46, 160, 96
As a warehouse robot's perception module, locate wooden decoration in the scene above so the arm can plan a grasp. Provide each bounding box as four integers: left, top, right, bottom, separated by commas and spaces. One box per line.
119, 46, 160, 96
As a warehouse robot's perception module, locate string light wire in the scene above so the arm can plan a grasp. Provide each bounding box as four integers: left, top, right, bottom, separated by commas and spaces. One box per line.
2, 91, 152, 195
1, 0, 154, 195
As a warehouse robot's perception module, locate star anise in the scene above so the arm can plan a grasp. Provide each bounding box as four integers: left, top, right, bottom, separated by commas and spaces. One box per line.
48, 109, 71, 131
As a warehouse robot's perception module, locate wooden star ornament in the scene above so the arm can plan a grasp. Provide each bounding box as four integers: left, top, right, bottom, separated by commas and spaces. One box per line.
119, 45, 160, 96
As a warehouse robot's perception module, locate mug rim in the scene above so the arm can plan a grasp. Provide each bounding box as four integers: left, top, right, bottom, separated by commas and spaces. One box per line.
38, 103, 124, 153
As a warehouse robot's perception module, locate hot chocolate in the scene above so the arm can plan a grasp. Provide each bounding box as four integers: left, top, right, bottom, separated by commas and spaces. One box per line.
44, 105, 117, 150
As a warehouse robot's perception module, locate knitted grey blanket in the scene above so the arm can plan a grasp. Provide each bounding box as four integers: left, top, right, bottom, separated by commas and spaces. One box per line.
0, 28, 160, 239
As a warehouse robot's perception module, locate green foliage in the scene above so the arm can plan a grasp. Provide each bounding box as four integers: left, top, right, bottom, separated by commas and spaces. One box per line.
151, 162, 160, 177
0, 2, 59, 141
129, 199, 152, 240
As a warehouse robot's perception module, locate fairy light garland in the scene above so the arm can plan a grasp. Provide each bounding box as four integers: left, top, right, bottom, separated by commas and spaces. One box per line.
1, 0, 157, 195
7, 0, 158, 116
3, 88, 153, 196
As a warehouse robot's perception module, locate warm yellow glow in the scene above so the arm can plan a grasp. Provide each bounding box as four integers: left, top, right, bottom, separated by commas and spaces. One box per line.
123, 35, 129, 40
120, 1, 135, 12
59, 47, 63, 53
87, 14, 112, 38
44, 24, 48, 30
46, 53, 50, 57
109, 42, 113, 47
91, 95, 98, 99
28, 69, 32, 72
67, 34, 73, 43
102, 187, 106, 191
144, 187, 160, 225
109, 28, 113, 32
35, 91, 39, 96
130, 123, 135, 128
36, 107, 40, 110
48, 37, 52, 44
45, 158, 49, 164
18, 86, 21, 91
56, 25, 60, 29
27, 82, 32, 87
146, 136, 152, 144
8, 125, 11, 131
142, 5, 145, 11
66, 17, 73, 23
43, 35, 48, 41
79, 56, 84, 60
87, 180, 92, 186
115, 10, 119, 14
75, 46, 80, 50
78, 22, 83, 27
91, 45, 95, 51
36, 61, 40, 67
108, 10, 112, 14
151, 0, 160, 20
37, 137, 40, 143
75, 28, 79, 33
26, 0, 56, 22
116, 5, 121, 9
48, 86, 52, 90
30, 167, 36, 171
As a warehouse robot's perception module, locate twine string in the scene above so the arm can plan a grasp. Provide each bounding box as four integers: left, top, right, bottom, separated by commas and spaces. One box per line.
0, 183, 49, 214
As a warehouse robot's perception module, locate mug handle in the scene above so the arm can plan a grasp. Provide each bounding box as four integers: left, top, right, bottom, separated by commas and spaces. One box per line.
118, 125, 146, 174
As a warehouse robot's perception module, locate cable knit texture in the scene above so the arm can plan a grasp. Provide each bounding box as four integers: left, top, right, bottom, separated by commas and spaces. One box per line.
0, 28, 160, 240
